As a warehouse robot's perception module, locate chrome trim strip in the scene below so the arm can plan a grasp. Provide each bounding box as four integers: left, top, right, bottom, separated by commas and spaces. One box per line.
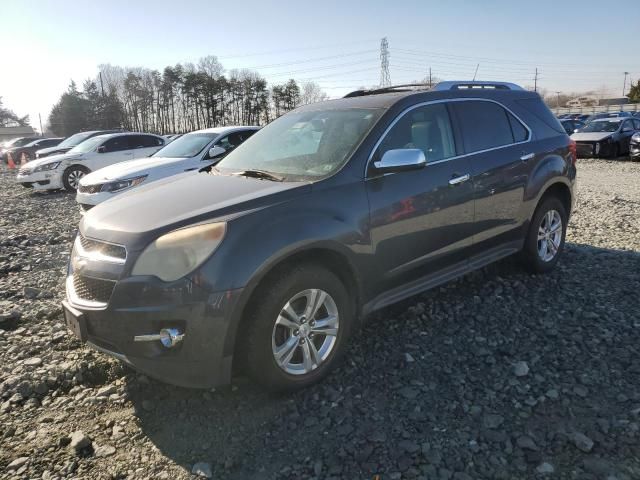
365, 98, 533, 177
74, 236, 127, 265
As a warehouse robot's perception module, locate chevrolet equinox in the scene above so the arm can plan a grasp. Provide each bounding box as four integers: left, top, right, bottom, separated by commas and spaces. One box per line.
62, 81, 577, 391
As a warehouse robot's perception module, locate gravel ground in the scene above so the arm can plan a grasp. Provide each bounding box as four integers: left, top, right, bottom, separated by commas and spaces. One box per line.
1, 159, 639, 480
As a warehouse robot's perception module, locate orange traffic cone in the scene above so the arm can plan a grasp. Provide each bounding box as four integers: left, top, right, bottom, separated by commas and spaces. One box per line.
7, 153, 16, 169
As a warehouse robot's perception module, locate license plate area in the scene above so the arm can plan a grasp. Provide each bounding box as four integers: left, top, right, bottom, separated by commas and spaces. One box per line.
62, 301, 88, 342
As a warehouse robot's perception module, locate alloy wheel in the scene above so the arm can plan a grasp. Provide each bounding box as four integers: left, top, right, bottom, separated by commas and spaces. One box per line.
537, 209, 562, 262
67, 170, 85, 189
271, 289, 339, 375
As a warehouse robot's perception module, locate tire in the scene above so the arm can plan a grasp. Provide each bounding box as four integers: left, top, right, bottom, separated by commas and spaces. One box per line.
520, 196, 568, 274
243, 265, 354, 392
62, 165, 89, 192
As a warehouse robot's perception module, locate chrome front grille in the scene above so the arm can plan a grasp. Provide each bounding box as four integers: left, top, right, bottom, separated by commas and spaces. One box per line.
78, 183, 103, 194
72, 275, 116, 304
77, 234, 127, 263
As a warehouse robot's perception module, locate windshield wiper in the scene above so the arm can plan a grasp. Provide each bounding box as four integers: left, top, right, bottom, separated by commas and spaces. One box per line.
232, 169, 284, 182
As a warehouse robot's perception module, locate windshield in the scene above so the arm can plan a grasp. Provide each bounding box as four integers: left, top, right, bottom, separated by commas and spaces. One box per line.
58, 131, 95, 148
216, 108, 382, 180
5, 138, 34, 148
68, 135, 107, 153
580, 121, 620, 133
152, 132, 217, 158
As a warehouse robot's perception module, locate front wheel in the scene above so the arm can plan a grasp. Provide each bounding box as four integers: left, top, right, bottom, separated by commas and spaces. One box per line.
243, 265, 353, 392
62, 165, 89, 192
520, 197, 568, 274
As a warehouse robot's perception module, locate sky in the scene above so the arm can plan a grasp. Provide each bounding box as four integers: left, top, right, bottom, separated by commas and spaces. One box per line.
1, 0, 639, 133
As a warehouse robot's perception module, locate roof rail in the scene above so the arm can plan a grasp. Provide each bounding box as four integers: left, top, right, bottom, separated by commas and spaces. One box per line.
343, 83, 431, 98
432, 81, 525, 91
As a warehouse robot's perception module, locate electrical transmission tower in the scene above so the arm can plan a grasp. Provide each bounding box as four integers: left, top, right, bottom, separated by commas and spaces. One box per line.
380, 37, 391, 87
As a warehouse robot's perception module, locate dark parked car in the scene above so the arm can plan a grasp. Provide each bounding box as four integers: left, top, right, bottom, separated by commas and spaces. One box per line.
584, 111, 632, 124
571, 117, 640, 158
630, 132, 640, 161
560, 119, 585, 135
62, 81, 576, 391
0, 137, 38, 164
6, 137, 63, 164
35, 129, 126, 159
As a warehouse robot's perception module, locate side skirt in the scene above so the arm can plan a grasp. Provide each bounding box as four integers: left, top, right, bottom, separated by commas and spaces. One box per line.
362, 240, 523, 316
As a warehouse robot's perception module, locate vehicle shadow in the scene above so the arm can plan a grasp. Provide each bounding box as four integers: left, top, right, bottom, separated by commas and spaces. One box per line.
126, 241, 640, 479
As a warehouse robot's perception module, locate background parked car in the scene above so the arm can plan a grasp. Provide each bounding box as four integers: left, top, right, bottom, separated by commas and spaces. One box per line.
1, 136, 38, 164
76, 126, 258, 209
630, 132, 640, 161
6, 137, 63, 164
35, 129, 126, 159
559, 119, 585, 135
571, 117, 640, 158
16, 132, 165, 192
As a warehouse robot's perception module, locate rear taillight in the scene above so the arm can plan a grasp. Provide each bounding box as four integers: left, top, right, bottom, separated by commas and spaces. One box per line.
568, 139, 577, 167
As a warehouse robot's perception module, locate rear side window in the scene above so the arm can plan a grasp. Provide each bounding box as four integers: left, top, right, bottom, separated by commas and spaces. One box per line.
515, 97, 565, 134
452, 101, 515, 153
375, 103, 456, 162
634, 119, 640, 130
141, 135, 163, 147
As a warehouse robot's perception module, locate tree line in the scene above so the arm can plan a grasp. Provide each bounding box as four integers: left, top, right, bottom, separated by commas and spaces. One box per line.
47, 56, 328, 137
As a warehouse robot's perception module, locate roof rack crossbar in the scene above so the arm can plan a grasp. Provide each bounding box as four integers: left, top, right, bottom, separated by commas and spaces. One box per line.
431, 81, 525, 91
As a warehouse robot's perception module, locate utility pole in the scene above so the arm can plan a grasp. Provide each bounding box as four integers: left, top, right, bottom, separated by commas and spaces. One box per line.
472, 63, 479, 81
534, 68, 538, 92
622, 72, 629, 96
379, 37, 391, 87
38, 114, 43, 136
99, 72, 106, 97
429, 67, 432, 88
555, 91, 561, 108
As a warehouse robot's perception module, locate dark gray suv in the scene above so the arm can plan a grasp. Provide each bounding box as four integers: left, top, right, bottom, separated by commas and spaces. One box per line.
62, 81, 576, 391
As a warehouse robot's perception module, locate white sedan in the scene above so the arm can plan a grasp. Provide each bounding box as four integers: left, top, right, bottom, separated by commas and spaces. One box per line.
75, 126, 259, 210
16, 133, 165, 192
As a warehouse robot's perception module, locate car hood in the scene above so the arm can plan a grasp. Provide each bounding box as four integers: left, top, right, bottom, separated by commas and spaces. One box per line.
81, 156, 190, 184
37, 145, 71, 155
571, 132, 614, 142
25, 152, 84, 168
80, 171, 311, 247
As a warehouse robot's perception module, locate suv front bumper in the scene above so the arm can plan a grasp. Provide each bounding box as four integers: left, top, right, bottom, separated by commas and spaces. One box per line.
16, 170, 63, 190
63, 275, 243, 389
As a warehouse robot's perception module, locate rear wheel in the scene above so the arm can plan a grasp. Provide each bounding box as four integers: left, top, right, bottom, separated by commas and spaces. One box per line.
62, 165, 89, 192
243, 265, 353, 391
520, 197, 567, 273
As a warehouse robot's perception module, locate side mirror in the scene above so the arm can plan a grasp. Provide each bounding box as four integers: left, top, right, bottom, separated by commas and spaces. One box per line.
97, 145, 106, 153
373, 149, 426, 173
208, 146, 226, 159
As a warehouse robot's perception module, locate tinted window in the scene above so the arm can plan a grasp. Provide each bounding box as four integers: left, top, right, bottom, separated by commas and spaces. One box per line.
633, 119, 640, 130
375, 103, 456, 163
622, 121, 634, 131
508, 112, 529, 141
140, 135, 163, 147
103, 136, 129, 152
41, 139, 61, 147
516, 98, 566, 134
216, 132, 246, 152
453, 101, 514, 152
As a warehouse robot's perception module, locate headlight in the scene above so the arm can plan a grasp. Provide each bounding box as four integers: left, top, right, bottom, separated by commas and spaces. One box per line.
131, 222, 226, 281
34, 161, 61, 172
101, 175, 147, 193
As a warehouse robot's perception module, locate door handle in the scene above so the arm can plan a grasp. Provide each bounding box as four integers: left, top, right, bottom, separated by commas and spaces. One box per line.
520, 152, 535, 162
449, 173, 470, 186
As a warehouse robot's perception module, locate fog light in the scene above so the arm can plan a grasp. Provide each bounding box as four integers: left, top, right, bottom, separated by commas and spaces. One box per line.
133, 328, 185, 348
595, 142, 600, 155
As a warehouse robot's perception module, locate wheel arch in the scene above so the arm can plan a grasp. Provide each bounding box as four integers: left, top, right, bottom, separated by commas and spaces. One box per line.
224, 243, 363, 372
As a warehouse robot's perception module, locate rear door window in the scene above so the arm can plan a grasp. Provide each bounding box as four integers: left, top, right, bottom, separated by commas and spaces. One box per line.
452, 101, 517, 153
